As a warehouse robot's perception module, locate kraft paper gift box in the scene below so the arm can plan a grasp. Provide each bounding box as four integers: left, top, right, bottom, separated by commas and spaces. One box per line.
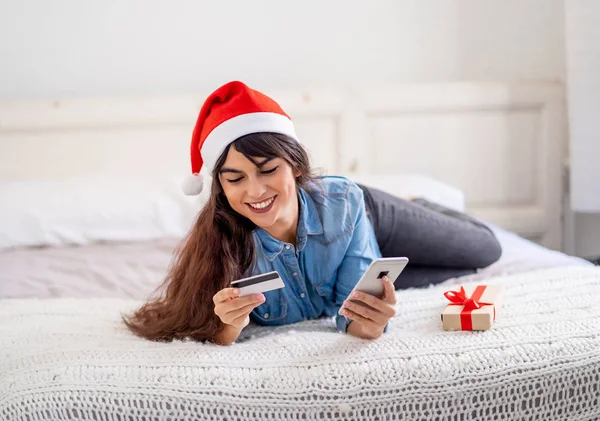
441, 285, 503, 331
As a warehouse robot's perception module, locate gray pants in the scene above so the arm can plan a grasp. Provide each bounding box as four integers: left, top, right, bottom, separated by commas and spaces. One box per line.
358, 184, 502, 290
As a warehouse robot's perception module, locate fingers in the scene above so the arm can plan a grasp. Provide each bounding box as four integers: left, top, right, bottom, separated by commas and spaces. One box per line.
342, 300, 389, 325
340, 307, 380, 332
348, 289, 396, 319
230, 313, 251, 329
213, 288, 264, 307
214, 290, 265, 325
224, 299, 264, 323
213, 288, 240, 305
380, 276, 397, 304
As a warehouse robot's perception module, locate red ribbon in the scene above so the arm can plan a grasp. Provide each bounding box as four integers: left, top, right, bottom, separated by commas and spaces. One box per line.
444, 286, 493, 330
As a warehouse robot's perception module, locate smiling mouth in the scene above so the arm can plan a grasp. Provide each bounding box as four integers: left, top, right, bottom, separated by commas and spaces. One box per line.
246, 195, 277, 213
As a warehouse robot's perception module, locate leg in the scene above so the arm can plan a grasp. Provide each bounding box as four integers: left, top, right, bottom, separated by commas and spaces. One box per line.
358, 184, 502, 284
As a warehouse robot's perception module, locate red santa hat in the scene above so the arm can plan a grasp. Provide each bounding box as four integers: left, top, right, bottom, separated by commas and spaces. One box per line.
182, 81, 299, 195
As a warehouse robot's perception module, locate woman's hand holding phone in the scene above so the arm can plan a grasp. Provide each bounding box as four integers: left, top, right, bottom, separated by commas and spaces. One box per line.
340, 276, 397, 339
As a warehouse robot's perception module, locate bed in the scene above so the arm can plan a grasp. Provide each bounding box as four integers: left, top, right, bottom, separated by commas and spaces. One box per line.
1, 177, 598, 420
1, 231, 598, 420
1, 83, 599, 420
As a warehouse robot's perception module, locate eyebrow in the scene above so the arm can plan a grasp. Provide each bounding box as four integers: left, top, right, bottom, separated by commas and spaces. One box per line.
219, 157, 274, 174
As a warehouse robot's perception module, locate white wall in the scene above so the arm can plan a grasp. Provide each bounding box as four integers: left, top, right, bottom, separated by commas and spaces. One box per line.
564, 0, 600, 259
2, 0, 597, 258
575, 215, 600, 258
0, 0, 565, 99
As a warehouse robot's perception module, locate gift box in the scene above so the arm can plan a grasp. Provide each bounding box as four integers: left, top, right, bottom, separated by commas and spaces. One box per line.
441, 285, 503, 331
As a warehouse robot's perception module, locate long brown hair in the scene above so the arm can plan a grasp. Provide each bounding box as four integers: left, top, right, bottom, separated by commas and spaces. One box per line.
123, 132, 319, 342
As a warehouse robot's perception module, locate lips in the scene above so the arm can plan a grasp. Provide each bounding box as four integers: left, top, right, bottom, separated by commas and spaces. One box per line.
246, 195, 277, 214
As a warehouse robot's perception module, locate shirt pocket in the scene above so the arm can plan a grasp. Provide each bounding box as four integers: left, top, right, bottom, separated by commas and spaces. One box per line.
251, 292, 288, 325
309, 232, 353, 297
312, 272, 337, 299
314, 278, 333, 297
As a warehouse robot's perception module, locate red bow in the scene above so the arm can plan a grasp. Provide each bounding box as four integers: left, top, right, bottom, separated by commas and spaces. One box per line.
444, 286, 493, 330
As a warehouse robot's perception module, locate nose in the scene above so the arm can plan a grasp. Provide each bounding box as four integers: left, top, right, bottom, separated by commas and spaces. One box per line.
246, 178, 268, 200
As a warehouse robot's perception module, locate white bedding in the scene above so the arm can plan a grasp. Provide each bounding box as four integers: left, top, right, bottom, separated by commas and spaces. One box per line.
1, 265, 599, 420
0, 226, 591, 300
0, 238, 178, 300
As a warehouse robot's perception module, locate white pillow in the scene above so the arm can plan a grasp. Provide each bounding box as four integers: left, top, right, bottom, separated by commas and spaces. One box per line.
349, 173, 465, 212
0, 174, 465, 251
0, 176, 209, 250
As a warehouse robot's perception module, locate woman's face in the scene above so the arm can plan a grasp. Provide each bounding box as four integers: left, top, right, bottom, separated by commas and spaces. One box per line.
218, 145, 300, 235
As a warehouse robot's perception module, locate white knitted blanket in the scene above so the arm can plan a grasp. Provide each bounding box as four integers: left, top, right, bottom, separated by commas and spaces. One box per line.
1, 266, 600, 421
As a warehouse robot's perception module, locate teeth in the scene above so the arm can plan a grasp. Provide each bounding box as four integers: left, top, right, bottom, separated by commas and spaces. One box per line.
249, 197, 274, 209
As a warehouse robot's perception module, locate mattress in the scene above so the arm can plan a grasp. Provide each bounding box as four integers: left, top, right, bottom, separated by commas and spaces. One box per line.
1, 265, 599, 420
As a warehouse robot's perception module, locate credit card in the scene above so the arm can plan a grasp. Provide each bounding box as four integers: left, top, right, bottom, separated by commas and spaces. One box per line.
230, 271, 285, 296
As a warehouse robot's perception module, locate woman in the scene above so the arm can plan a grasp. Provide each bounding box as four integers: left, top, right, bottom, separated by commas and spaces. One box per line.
123, 81, 501, 345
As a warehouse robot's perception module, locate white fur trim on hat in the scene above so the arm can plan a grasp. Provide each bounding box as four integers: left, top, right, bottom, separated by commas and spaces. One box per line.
201, 112, 298, 174
181, 173, 204, 196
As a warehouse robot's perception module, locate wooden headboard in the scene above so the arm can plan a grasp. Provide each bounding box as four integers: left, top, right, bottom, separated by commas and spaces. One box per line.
0, 82, 567, 250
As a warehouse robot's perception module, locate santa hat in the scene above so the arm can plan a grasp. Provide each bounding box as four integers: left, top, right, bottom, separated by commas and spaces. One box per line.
182, 81, 299, 195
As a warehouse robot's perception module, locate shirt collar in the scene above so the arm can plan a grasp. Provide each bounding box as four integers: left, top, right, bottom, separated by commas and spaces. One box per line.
255, 186, 323, 261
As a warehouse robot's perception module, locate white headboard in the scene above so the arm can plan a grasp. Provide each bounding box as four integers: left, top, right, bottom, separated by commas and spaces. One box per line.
0, 82, 566, 250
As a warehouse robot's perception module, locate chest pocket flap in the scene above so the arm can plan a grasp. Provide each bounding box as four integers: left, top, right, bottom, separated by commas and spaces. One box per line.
250, 289, 288, 325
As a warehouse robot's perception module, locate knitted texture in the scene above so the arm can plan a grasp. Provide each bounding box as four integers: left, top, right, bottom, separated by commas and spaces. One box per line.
1, 266, 599, 421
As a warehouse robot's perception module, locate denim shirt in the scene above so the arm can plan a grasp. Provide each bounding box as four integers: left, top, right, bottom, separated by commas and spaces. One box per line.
249, 176, 382, 332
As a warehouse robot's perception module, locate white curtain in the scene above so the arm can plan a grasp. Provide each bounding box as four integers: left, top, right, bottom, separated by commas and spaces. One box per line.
565, 0, 600, 212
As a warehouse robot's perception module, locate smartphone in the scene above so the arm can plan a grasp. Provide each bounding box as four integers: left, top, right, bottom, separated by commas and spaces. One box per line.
339, 257, 409, 315
230, 271, 285, 296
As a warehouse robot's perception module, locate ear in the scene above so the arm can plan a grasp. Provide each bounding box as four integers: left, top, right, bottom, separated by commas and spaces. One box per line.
294, 169, 302, 178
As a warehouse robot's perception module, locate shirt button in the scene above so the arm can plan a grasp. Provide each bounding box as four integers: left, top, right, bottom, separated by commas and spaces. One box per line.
293, 272, 298, 276
263, 313, 269, 319
285, 245, 291, 250
300, 293, 306, 298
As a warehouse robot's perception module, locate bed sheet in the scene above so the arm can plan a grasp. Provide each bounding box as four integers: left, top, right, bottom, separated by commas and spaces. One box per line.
0, 227, 592, 300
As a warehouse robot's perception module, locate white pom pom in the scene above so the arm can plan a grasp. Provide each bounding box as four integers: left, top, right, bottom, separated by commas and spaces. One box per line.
181, 173, 204, 196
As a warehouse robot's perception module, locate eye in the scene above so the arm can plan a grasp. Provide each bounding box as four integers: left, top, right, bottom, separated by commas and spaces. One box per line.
261, 166, 278, 175
226, 177, 244, 184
